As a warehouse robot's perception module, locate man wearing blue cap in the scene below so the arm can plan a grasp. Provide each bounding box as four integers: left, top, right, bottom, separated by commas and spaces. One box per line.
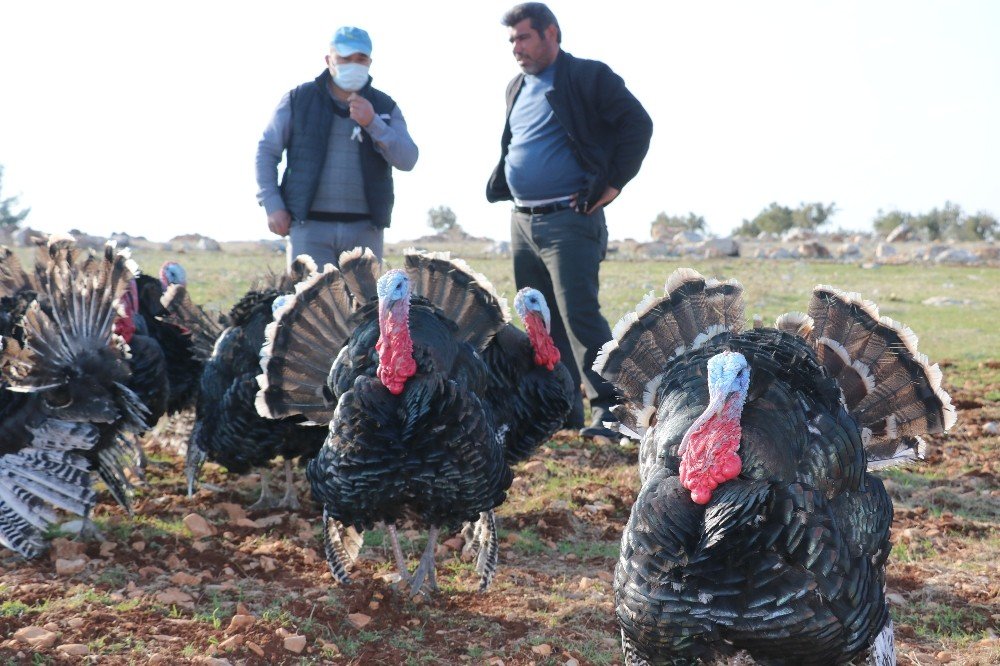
256, 26, 418, 267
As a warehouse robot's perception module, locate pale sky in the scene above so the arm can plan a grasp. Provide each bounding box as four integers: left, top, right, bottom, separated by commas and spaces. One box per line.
1, 1, 997, 243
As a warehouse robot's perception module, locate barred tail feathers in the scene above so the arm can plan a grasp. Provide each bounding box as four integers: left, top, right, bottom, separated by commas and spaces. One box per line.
256, 266, 356, 422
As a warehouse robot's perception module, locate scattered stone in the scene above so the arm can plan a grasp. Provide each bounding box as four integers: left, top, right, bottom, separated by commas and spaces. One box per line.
348, 612, 372, 629
983, 422, 999, 436
192, 658, 232, 666
443, 536, 465, 551
50, 538, 88, 560
57, 643, 89, 656
218, 634, 243, 651
148, 655, 170, 665
66, 617, 85, 629
131, 541, 146, 552
596, 571, 614, 583
14, 627, 58, 649
247, 641, 265, 657
216, 502, 248, 522
236, 518, 258, 529
99, 541, 117, 557
254, 514, 285, 528
284, 635, 307, 653
531, 644, 553, 656
155, 587, 194, 605
886, 592, 906, 605
170, 572, 201, 586
319, 639, 341, 655
183, 513, 216, 538
227, 614, 256, 633
165, 554, 184, 569
565, 659, 580, 666
55, 558, 87, 576
520, 460, 548, 477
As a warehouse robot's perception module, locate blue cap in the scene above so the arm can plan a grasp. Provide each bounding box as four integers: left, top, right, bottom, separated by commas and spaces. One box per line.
331, 26, 372, 57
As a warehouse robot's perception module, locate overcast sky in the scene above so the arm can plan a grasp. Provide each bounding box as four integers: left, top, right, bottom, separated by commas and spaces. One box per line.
1, 0, 997, 243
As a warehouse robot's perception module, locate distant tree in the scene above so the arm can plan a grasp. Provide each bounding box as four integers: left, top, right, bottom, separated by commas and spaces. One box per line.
734, 201, 836, 237
958, 211, 998, 241
872, 209, 912, 238
650, 211, 707, 239
0, 165, 31, 230
871, 202, 996, 241
427, 205, 457, 233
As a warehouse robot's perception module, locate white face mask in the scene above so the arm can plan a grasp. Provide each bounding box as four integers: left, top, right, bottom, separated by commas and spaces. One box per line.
333, 63, 369, 92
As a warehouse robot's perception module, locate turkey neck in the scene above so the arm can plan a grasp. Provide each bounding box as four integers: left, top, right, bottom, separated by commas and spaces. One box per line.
523, 311, 560, 370
376, 295, 417, 395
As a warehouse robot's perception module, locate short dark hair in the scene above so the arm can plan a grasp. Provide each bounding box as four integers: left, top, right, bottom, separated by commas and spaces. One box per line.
502, 2, 561, 43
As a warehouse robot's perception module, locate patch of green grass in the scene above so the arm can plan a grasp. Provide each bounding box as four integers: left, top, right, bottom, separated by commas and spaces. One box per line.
507, 527, 547, 556
891, 538, 935, 563
0, 600, 31, 617
895, 602, 993, 645
94, 565, 130, 588
558, 540, 619, 561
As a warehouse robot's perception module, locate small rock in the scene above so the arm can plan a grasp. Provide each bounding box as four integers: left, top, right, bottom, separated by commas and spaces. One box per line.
13, 627, 58, 649
246, 641, 265, 657
284, 635, 307, 653
984, 422, 999, 436
348, 612, 372, 629
43, 622, 59, 632
254, 514, 284, 528
531, 644, 553, 656
155, 587, 194, 605
183, 513, 216, 538
56, 557, 87, 576
170, 572, 201, 586
578, 577, 595, 590
565, 659, 580, 666
935, 651, 955, 662
319, 639, 341, 655
216, 502, 248, 522
260, 556, 277, 572
369, 601, 380, 611
131, 541, 146, 552
886, 593, 906, 605
66, 617, 85, 629
50, 538, 88, 560
57, 643, 90, 656
521, 460, 548, 477
236, 518, 259, 528
227, 614, 255, 633
99, 541, 117, 557
139, 566, 166, 579
596, 571, 614, 583
148, 655, 170, 665
443, 536, 465, 551
218, 634, 243, 651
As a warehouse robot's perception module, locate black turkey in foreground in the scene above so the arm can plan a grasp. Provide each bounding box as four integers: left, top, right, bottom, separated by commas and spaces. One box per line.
598, 268, 955, 665
186, 256, 325, 507
257, 248, 512, 596
0, 240, 147, 557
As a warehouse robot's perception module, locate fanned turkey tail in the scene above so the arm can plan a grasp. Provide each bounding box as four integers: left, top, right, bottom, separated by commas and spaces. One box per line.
594, 267, 745, 439
777, 286, 957, 468
403, 248, 510, 351
160, 283, 226, 362
256, 264, 361, 423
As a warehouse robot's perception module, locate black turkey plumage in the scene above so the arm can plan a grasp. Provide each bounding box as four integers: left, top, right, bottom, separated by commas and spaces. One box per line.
257, 248, 513, 595
158, 261, 226, 367
130, 272, 202, 414
0, 239, 147, 557
482, 287, 575, 465
186, 256, 326, 508
599, 268, 955, 666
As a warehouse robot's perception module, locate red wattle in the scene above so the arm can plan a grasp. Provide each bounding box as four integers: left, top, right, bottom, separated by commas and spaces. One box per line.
679, 411, 743, 505
376, 304, 416, 395
524, 311, 560, 370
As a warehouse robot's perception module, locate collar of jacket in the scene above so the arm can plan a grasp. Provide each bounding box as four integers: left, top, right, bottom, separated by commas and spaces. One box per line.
506, 49, 574, 113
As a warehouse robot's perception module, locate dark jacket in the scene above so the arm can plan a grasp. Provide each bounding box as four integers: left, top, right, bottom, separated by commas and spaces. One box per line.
281, 70, 397, 228
486, 51, 653, 209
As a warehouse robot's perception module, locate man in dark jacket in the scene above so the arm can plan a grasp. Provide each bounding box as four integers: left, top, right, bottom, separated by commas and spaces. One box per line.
487, 3, 653, 440
256, 26, 418, 268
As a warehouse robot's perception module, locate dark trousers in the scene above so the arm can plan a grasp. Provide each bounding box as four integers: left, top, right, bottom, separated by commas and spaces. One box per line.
510, 207, 617, 426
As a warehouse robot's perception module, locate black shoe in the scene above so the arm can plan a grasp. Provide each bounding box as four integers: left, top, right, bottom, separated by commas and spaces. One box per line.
579, 424, 621, 441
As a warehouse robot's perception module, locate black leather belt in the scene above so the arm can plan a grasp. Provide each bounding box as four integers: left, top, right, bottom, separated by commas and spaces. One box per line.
307, 211, 371, 222
513, 200, 574, 215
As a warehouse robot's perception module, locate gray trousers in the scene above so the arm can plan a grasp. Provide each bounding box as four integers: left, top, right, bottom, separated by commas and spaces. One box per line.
287, 219, 384, 269
510, 207, 617, 426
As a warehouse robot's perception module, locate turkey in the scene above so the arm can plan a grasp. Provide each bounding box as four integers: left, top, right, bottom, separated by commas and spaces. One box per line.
482, 287, 575, 465
0, 239, 148, 557
157, 261, 226, 366
185, 256, 325, 507
598, 268, 955, 665
131, 271, 202, 414
257, 248, 513, 596
114, 276, 169, 433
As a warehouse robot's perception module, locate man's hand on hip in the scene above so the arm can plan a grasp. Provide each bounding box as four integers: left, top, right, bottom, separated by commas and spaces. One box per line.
267, 209, 292, 237
348, 93, 375, 127
586, 186, 620, 214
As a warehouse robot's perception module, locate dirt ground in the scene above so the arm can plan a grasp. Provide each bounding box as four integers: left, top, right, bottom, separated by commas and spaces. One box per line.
1, 363, 998, 665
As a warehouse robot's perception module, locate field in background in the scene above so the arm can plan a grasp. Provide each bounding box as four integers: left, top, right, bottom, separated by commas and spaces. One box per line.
1, 245, 997, 664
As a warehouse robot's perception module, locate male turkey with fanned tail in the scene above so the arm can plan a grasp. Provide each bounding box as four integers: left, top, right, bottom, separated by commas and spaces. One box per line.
599, 268, 955, 665
186, 256, 326, 508
0, 238, 148, 557
257, 248, 512, 596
